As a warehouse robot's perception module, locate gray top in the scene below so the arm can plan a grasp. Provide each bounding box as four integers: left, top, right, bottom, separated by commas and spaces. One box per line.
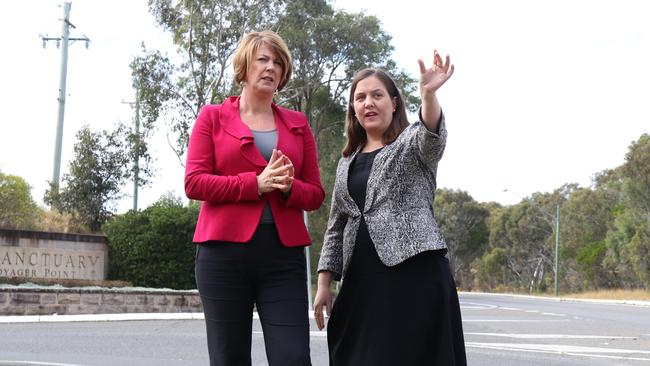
317, 113, 448, 280
252, 129, 278, 224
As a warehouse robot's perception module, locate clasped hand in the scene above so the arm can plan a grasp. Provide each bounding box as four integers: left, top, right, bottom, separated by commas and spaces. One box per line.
257, 149, 294, 195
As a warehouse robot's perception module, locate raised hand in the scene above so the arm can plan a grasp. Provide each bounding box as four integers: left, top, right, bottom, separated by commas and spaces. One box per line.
418, 50, 454, 96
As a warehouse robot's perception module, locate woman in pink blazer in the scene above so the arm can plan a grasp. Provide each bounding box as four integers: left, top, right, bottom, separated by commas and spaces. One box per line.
185, 30, 324, 366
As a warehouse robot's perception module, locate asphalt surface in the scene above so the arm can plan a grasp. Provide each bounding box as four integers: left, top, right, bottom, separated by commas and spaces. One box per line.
1, 293, 649, 365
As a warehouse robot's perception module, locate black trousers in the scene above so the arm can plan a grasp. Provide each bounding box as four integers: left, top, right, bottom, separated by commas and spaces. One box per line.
195, 224, 312, 366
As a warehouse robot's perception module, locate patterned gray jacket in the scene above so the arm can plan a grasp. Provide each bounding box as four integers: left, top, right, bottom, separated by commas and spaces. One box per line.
317, 115, 448, 280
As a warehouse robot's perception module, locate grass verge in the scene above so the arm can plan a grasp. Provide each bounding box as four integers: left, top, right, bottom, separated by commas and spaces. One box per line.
561, 289, 650, 301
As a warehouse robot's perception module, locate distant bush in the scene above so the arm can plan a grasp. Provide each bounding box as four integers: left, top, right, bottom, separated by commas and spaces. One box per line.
103, 195, 199, 289
34, 209, 93, 233
0, 171, 40, 229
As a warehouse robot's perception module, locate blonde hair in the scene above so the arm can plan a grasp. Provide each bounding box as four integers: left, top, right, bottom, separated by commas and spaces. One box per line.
233, 30, 293, 91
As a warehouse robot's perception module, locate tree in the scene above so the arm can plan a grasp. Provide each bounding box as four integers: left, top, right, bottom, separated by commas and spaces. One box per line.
0, 171, 40, 229
560, 187, 617, 291
481, 201, 553, 291
476, 247, 509, 291
45, 125, 131, 232
119, 57, 163, 192
602, 134, 650, 289
621, 134, 650, 215
480, 186, 574, 293
434, 189, 490, 289
278, 0, 417, 143
276, 0, 415, 145
603, 208, 648, 288
133, 0, 284, 163
298, 87, 347, 278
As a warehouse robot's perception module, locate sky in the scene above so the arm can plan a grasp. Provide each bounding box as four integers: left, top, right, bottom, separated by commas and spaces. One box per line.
1, 0, 648, 214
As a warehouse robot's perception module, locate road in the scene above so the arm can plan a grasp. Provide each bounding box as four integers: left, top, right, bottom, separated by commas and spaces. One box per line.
0, 293, 648, 365
461, 293, 650, 366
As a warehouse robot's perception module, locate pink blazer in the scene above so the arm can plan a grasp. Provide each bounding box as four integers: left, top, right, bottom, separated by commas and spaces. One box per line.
185, 96, 325, 247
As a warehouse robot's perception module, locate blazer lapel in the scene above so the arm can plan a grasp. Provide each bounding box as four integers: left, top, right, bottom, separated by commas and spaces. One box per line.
338, 151, 361, 216
273, 104, 303, 157
364, 146, 388, 213
219, 96, 268, 168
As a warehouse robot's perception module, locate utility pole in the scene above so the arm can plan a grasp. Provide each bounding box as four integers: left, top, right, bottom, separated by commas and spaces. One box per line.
121, 90, 141, 211
40, 2, 90, 193
554, 204, 560, 296
133, 95, 141, 211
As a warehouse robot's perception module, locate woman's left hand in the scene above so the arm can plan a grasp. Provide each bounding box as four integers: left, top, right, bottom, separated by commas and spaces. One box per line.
418, 50, 454, 96
276, 150, 294, 194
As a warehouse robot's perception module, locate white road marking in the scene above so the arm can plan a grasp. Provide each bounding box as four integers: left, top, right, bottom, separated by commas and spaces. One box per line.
525, 310, 540, 313
466, 333, 637, 340
460, 302, 497, 310
467, 342, 650, 354
562, 353, 650, 362
253, 331, 327, 337
463, 319, 569, 322
460, 292, 650, 307
0, 313, 203, 323
499, 307, 522, 311
466, 342, 650, 362
0, 362, 84, 366
541, 312, 565, 316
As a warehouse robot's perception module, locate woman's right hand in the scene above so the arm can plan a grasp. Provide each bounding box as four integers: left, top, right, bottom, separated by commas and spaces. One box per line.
257, 149, 294, 195
314, 273, 334, 330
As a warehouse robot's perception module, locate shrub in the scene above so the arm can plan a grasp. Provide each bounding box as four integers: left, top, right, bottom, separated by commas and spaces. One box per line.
34, 209, 92, 233
0, 171, 40, 229
103, 195, 199, 289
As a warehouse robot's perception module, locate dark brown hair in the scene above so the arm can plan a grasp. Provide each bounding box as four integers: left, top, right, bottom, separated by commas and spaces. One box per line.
342, 68, 409, 157
232, 30, 293, 91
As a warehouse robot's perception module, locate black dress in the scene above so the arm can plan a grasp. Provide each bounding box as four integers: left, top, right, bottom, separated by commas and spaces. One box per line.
327, 148, 467, 365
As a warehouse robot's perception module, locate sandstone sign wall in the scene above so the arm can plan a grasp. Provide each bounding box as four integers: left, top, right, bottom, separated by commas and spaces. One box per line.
0, 229, 108, 282
0, 287, 202, 316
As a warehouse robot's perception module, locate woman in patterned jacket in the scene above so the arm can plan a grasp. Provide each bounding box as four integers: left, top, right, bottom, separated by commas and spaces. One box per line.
314, 51, 467, 365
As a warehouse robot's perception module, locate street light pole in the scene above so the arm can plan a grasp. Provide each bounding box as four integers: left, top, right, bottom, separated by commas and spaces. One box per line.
554, 204, 560, 296
304, 211, 312, 311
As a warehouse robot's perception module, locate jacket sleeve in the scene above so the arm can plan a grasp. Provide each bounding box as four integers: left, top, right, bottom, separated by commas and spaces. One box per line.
410, 108, 448, 173
184, 105, 260, 203
317, 159, 346, 280
283, 122, 325, 211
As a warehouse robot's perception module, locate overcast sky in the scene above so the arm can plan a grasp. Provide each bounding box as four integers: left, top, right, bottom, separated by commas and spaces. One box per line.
1, 0, 648, 214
